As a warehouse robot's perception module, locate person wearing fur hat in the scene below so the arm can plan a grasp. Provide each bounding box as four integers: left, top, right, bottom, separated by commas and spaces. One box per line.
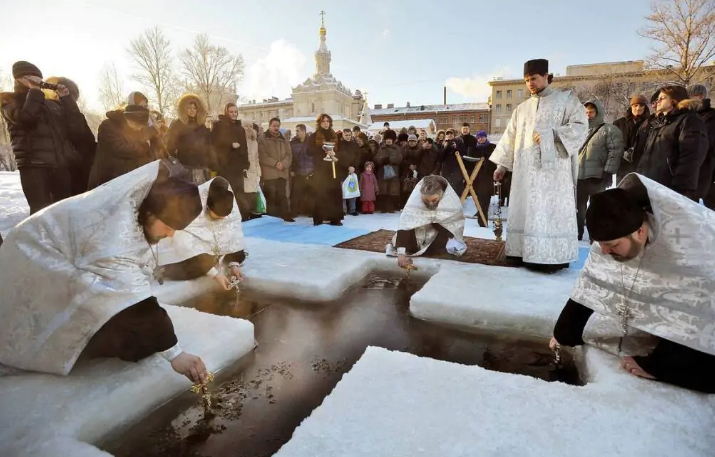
374, 129, 403, 212
166, 94, 214, 184
491, 58, 587, 272
0, 162, 209, 383
44, 76, 97, 195
307, 114, 344, 225
88, 104, 161, 189
0, 61, 78, 213
614, 95, 650, 185
551, 174, 715, 393
636, 85, 708, 200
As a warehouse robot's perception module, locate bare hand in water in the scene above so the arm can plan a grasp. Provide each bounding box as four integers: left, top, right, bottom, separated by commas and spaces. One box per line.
397, 254, 410, 268
171, 352, 208, 383
549, 336, 560, 351
213, 274, 231, 290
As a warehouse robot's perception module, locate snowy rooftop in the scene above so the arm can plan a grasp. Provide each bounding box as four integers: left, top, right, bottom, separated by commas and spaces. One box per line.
0, 171, 713, 456
370, 102, 490, 116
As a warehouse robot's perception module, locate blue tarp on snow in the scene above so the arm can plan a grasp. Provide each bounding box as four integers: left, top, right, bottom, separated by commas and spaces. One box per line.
243, 216, 370, 246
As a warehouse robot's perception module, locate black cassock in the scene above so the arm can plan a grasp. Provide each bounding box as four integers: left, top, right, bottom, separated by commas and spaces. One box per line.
307, 131, 345, 224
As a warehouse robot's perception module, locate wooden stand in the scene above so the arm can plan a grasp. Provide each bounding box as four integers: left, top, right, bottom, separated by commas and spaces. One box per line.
455, 154, 488, 227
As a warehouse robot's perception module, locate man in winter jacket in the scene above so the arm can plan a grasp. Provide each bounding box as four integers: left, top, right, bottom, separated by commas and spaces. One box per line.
259, 118, 294, 222
577, 100, 624, 240
614, 95, 650, 185
0, 61, 76, 213
688, 84, 715, 208
290, 124, 313, 216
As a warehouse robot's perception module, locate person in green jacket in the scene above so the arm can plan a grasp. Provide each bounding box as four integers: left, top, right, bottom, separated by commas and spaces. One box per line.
577, 99, 624, 241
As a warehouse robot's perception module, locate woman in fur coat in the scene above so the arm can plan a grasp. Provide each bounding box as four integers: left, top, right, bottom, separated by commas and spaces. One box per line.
166, 94, 213, 184
307, 114, 344, 226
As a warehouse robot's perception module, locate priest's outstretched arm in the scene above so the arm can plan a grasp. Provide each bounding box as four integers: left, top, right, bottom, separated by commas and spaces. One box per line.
85, 296, 208, 383
490, 109, 518, 172
552, 299, 594, 347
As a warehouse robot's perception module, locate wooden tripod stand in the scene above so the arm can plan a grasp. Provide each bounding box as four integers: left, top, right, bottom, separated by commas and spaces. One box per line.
454, 153, 488, 227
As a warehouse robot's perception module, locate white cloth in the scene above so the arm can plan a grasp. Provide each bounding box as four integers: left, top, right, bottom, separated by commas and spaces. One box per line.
158, 178, 245, 267
446, 238, 467, 257
571, 173, 715, 356
491, 85, 587, 264
386, 178, 466, 257
0, 161, 163, 375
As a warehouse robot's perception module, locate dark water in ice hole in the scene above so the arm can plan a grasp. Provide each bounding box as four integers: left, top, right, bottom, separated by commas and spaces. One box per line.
104, 271, 580, 457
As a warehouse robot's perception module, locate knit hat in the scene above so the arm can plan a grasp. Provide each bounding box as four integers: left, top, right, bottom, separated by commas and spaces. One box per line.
12, 61, 42, 80
586, 188, 646, 242
383, 129, 397, 142
476, 130, 488, 138
629, 94, 648, 106
127, 91, 149, 107
143, 177, 202, 230
408, 134, 418, 141
207, 177, 234, 217
650, 91, 660, 104
398, 133, 409, 142
123, 105, 150, 124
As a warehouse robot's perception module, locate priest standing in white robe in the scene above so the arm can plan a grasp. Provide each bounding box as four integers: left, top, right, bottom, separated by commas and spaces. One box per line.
551, 174, 715, 393
0, 161, 210, 383
158, 176, 246, 288
386, 175, 467, 267
492, 58, 588, 273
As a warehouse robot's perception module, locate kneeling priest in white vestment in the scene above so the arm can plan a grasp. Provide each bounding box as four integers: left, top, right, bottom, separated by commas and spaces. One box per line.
386, 175, 466, 268
0, 161, 210, 383
551, 174, 715, 393
158, 176, 246, 290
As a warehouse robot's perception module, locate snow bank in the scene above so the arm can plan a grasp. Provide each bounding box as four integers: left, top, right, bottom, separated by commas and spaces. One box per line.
0, 171, 28, 236
276, 347, 715, 457
0, 305, 256, 457
410, 263, 580, 338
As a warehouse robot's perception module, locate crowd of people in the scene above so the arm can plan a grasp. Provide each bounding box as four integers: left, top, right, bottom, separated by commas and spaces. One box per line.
0, 57, 714, 395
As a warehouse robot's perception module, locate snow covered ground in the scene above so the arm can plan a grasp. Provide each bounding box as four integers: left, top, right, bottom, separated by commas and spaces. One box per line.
0, 172, 713, 456
0, 171, 28, 236
276, 347, 715, 457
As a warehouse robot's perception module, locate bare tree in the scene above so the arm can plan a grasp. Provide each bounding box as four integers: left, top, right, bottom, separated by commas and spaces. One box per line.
639, 0, 715, 85
0, 67, 16, 171
180, 33, 244, 116
127, 26, 177, 115
98, 63, 125, 112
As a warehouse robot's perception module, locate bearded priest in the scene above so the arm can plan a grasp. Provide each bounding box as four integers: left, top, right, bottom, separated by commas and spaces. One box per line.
386, 175, 467, 268
551, 174, 715, 393
158, 176, 247, 289
491, 58, 588, 273
0, 161, 210, 384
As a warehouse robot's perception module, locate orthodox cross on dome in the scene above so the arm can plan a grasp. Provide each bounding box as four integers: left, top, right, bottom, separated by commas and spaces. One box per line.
315, 10, 331, 77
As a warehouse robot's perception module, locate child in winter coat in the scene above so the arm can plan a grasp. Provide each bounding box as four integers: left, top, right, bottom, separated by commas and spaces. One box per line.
359, 161, 379, 214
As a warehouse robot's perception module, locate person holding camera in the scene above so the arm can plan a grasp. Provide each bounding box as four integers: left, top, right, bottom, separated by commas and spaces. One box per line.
0, 61, 77, 213
614, 95, 650, 186
439, 128, 467, 196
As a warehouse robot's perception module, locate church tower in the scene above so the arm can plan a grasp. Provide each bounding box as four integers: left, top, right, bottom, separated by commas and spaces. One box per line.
315, 11, 331, 77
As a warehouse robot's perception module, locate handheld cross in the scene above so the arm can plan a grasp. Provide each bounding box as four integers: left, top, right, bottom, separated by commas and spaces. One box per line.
455, 154, 488, 227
